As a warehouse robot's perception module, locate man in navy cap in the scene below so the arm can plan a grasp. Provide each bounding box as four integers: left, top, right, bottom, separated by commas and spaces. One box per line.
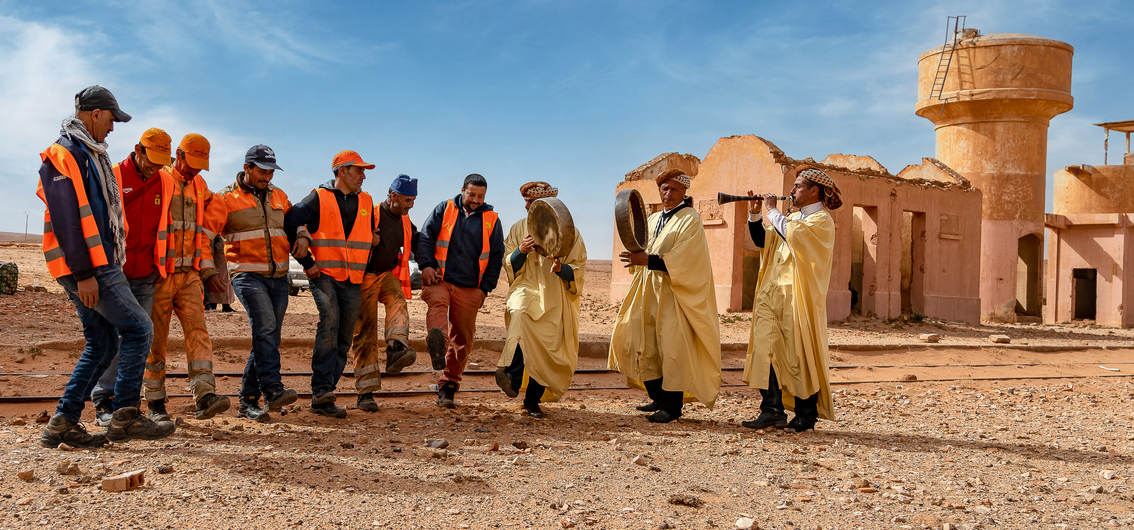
347, 174, 419, 412
37, 86, 176, 447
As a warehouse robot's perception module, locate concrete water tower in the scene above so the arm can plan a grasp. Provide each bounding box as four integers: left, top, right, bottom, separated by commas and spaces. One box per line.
916, 28, 1073, 323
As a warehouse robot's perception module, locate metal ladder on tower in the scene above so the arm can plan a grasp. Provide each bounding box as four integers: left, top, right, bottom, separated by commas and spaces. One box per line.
930, 15, 967, 114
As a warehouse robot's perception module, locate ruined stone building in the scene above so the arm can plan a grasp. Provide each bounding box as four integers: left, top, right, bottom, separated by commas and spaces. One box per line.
610, 135, 983, 324
1044, 120, 1134, 327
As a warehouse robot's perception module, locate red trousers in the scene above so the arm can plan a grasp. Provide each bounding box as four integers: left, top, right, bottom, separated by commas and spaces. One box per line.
421, 281, 486, 387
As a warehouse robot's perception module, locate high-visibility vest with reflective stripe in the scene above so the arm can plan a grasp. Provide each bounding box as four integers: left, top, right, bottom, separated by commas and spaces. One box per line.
434, 200, 498, 287
36, 144, 122, 279
114, 164, 177, 278
310, 188, 372, 284
163, 167, 215, 273
390, 212, 413, 298
205, 182, 292, 277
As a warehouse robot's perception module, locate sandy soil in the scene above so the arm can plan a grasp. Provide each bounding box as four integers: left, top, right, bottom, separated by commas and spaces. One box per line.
0, 243, 1132, 529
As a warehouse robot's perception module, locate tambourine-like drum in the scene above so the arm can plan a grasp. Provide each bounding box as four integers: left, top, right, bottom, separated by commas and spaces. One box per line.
527, 197, 577, 258
615, 189, 647, 253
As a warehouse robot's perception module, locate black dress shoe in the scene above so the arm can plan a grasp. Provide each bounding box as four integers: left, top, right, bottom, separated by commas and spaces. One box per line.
784, 416, 816, 433
741, 412, 788, 430
494, 369, 519, 398
635, 401, 661, 412
646, 410, 679, 423
523, 402, 545, 418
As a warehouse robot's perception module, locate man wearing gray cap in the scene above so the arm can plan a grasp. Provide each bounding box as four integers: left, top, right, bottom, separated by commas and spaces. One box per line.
348, 174, 420, 412
203, 145, 302, 422
37, 86, 176, 448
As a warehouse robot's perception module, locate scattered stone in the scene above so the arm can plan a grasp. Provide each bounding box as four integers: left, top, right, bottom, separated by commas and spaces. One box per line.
230, 424, 244, 432
631, 455, 650, 466
1100, 470, 1117, 480
35, 410, 50, 423
17, 469, 34, 482
431, 449, 448, 459
426, 439, 449, 449
559, 517, 575, 528
735, 517, 758, 529
512, 440, 529, 450
990, 334, 1011, 344
16, 497, 32, 506
175, 417, 187, 427
852, 477, 871, 488
57, 443, 75, 452
341, 442, 354, 449
667, 493, 703, 508
8, 416, 26, 426
211, 432, 227, 441
55, 461, 80, 475
157, 465, 174, 474
900, 374, 918, 381
856, 487, 878, 493
474, 428, 490, 433
102, 469, 146, 492
919, 333, 940, 343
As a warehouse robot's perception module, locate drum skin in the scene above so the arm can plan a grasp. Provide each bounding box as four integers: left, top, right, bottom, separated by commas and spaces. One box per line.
615, 189, 647, 253
527, 197, 576, 258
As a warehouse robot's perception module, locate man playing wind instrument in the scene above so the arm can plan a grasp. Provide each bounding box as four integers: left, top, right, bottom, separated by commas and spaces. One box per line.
608, 169, 721, 423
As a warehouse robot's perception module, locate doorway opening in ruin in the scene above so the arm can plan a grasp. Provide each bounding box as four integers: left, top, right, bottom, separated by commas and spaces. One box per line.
1015, 234, 1042, 317
1072, 268, 1097, 320
900, 211, 926, 315
850, 206, 878, 315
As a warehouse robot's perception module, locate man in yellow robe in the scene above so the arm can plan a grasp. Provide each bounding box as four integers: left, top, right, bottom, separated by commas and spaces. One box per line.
608, 169, 721, 423
495, 181, 587, 418
742, 166, 843, 432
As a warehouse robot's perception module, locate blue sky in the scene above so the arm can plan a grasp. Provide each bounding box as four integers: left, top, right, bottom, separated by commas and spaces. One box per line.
2, 0, 1131, 258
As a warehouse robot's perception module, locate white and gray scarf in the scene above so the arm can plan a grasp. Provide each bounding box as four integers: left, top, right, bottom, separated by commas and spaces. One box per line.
61, 116, 126, 266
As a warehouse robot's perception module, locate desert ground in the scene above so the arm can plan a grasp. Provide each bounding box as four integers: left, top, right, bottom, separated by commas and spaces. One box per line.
0, 242, 1131, 529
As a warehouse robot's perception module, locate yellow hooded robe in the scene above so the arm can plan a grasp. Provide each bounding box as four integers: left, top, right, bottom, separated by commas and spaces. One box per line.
497, 219, 587, 402
608, 206, 721, 408
743, 208, 836, 420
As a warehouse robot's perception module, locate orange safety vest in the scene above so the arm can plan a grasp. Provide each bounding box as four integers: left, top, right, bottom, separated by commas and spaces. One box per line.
310, 188, 373, 284
205, 181, 292, 277
164, 166, 215, 273
114, 164, 177, 278
389, 212, 413, 298
433, 200, 498, 287
36, 144, 125, 279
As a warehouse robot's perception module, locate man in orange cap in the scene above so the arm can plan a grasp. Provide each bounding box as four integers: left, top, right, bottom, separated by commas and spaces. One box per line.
285, 150, 380, 418
142, 133, 231, 422
89, 127, 175, 425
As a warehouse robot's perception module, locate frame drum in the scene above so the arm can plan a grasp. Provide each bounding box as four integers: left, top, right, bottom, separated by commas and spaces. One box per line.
614, 189, 647, 253
527, 197, 576, 258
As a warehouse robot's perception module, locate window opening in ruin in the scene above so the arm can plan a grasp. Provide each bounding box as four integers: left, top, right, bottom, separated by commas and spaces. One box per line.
900, 211, 926, 315
1071, 268, 1097, 321
850, 206, 878, 316
1015, 234, 1042, 317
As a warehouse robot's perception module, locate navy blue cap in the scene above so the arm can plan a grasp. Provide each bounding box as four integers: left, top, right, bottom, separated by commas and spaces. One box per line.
390, 174, 417, 197
75, 86, 131, 123
245, 144, 282, 171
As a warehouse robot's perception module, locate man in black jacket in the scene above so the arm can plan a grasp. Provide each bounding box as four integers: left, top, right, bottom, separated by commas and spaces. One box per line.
417, 174, 505, 408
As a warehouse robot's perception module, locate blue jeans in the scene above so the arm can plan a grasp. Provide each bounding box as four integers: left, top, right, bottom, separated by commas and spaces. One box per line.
89, 272, 159, 404
231, 273, 289, 399
309, 275, 362, 397
56, 265, 154, 421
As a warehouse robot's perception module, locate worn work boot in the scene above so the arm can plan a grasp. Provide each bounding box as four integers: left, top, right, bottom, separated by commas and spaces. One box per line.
522, 402, 545, 419
645, 410, 681, 424
106, 406, 176, 443
147, 399, 171, 422
436, 381, 458, 409
264, 383, 298, 412
40, 414, 108, 449
494, 369, 519, 398
237, 397, 270, 423
93, 397, 114, 427
741, 412, 788, 430
194, 393, 231, 420
385, 342, 417, 375
426, 327, 447, 371
635, 401, 661, 412
310, 392, 347, 418
356, 393, 379, 413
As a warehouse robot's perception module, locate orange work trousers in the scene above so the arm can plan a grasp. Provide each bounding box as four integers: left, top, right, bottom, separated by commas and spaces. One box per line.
350, 271, 410, 393
143, 272, 216, 403
421, 281, 486, 388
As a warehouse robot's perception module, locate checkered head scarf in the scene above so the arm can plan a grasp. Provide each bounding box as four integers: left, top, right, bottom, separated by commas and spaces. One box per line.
655, 169, 691, 189
799, 168, 843, 210
520, 181, 558, 199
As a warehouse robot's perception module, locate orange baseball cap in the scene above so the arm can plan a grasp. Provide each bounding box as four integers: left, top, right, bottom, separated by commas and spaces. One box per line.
179, 133, 210, 171
138, 128, 172, 166
332, 150, 375, 171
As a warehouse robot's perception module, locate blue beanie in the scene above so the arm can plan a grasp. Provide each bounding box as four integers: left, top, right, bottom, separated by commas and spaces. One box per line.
390, 174, 417, 197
